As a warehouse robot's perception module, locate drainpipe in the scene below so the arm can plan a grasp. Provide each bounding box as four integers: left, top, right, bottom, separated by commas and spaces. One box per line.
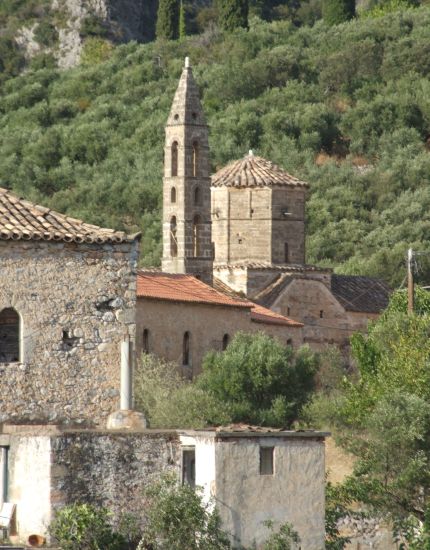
0, 447, 8, 505
120, 335, 132, 410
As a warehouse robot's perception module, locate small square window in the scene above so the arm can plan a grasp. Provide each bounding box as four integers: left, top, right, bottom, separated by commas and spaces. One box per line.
260, 446, 274, 475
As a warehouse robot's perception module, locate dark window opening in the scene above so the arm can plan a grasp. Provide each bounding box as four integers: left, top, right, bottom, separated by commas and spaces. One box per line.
222, 334, 229, 351
143, 329, 149, 354
320, 310, 324, 318
183, 331, 190, 366
171, 187, 176, 203
260, 446, 274, 476
194, 186, 201, 206
192, 141, 198, 177
284, 242, 289, 263
287, 306, 291, 316
193, 215, 202, 257
182, 448, 196, 488
174, 114, 179, 121
170, 216, 178, 258
0, 308, 20, 363
286, 338, 293, 347
171, 141, 178, 177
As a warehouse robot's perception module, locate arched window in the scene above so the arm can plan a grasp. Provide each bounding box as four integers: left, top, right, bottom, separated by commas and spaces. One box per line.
171, 141, 178, 177
192, 141, 198, 177
183, 331, 190, 366
194, 186, 201, 206
284, 242, 289, 263
193, 215, 202, 257
222, 334, 229, 351
171, 187, 177, 203
170, 216, 178, 258
0, 308, 20, 363
143, 329, 149, 354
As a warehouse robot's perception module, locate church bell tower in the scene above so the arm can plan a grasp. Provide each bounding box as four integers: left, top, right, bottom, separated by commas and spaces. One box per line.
162, 57, 213, 285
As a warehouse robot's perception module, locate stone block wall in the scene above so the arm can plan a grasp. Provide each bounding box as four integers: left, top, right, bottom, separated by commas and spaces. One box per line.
0, 239, 139, 426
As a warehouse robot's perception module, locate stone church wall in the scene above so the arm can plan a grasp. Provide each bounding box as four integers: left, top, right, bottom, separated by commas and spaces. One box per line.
136, 299, 302, 376
0, 239, 139, 426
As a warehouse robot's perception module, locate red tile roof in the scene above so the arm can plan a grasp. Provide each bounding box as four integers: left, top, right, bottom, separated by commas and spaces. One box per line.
137, 272, 252, 308
137, 271, 303, 327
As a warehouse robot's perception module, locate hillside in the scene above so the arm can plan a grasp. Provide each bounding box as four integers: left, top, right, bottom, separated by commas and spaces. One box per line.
1, 8, 430, 284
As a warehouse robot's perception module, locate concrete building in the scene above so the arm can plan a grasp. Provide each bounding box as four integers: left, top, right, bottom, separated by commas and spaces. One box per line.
136, 271, 303, 376
0, 423, 327, 549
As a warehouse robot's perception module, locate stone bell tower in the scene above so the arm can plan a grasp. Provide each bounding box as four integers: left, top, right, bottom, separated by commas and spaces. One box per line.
162, 57, 213, 285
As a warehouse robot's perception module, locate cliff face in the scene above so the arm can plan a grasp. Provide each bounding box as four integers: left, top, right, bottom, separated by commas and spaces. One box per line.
15, 0, 158, 69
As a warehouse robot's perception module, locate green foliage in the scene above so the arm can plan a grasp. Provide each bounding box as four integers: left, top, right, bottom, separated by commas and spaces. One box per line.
384, 285, 430, 316
323, 0, 355, 24
262, 520, 300, 549
217, 0, 249, 30
198, 332, 318, 426
179, 1, 187, 38
49, 503, 126, 550
325, 482, 352, 549
134, 353, 230, 428
34, 20, 58, 47
80, 15, 109, 38
1, 10, 430, 272
80, 38, 114, 66
138, 474, 231, 550
156, 0, 180, 40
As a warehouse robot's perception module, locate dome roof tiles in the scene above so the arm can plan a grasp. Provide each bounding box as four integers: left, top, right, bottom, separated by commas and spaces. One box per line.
211, 152, 308, 189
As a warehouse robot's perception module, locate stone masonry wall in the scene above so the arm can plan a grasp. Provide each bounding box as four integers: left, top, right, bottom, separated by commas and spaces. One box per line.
0, 239, 138, 426
50, 430, 180, 524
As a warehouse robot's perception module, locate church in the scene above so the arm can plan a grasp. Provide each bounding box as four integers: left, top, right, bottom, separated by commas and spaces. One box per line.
136, 57, 391, 367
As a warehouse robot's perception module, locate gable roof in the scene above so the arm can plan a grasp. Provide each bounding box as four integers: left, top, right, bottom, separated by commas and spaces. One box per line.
330, 274, 391, 313
138, 272, 303, 327
0, 187, 138, 244
211, 152, 308, 189
213, 276, 303, 327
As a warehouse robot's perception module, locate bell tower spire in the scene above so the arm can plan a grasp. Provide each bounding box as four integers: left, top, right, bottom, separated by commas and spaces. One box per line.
162, 58, 213, 285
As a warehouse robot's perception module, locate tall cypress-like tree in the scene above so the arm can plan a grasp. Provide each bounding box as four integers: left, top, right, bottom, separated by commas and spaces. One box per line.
179, 0, 187, 39
156, 0, 180, 40
322, 0, 355, 25
217, 0, 249, 32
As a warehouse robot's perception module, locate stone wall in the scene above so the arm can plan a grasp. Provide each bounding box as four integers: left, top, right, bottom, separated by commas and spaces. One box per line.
0, 239, 138, 426
136, 298, 302, 376
1, 426, 180, 543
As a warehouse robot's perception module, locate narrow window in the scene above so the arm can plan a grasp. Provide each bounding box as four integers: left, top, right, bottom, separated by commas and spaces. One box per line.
222, 334, 229, 351
194, 186, 201, 206
287, 306, 291, 316
171, 187, 176, 203
171, 141, 178, 177
143, 329, 149, 354
170, 216, 178, 258
320, 310, 324, 318
183, 331, 190, 366
193, 215, 202, 257
260, 446, 274, 476
0, 308, 20, 363
284, 242, 289, 263
192, 141, 198, 177
182, 447, 196, 488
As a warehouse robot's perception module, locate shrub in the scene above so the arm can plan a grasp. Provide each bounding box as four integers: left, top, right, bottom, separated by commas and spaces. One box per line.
156, 0, 180, 40
217, 0, 249, 31
323, 0, 355, 24
49, 503, 126, 550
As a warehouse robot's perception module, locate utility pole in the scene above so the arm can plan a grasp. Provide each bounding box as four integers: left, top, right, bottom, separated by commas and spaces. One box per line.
407, 248, 414, 314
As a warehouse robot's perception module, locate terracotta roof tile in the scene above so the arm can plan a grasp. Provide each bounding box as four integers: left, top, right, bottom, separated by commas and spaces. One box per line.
211, 152, 309, 189
0, 187, 138, 244
138, 272, 303, 327
137, 271, 253, 308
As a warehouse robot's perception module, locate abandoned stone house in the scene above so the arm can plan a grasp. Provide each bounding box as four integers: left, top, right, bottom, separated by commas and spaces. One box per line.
158, 57, 391, 361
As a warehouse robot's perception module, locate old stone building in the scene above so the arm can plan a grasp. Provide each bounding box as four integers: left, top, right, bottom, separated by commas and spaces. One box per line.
0, 186, 139, 426
158, 59, 390, 360
136, 271, 302, 376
